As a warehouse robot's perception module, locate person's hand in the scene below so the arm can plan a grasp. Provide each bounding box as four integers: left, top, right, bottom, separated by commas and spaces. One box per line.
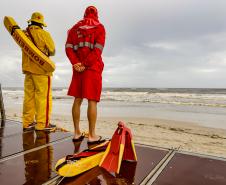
79, 65, 85, 72
73, 63, 81, 72
73, 63, 85, 72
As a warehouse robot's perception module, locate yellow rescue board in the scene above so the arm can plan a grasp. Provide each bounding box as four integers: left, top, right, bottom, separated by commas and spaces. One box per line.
55, 152, 105, 177
4, 16, 55, 72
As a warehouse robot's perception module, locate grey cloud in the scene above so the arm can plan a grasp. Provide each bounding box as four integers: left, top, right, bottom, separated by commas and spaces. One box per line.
1, 0, 226, 88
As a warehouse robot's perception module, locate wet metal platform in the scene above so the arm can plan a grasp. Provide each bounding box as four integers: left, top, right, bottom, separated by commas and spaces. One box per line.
0, 120, 226, 185
148, 152, 226, 185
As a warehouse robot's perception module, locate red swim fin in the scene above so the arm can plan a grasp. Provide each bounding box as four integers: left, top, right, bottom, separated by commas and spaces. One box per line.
123, 126, 137, 161
99, 121, 137, 173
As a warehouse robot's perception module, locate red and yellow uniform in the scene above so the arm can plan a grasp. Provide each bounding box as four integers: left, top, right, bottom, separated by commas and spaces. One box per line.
22, 12, 55, 130
65, 6, 105, 102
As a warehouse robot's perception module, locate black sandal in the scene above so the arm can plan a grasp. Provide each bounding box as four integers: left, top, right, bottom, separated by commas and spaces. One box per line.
87, 136, 106, 145
72, 132, 85, 142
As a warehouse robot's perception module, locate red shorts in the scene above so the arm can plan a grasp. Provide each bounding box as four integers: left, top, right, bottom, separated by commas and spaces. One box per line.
67, 69, 102, 102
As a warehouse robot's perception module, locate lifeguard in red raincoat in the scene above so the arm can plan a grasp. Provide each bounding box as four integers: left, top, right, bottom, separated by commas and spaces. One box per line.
65, 6, 106, 144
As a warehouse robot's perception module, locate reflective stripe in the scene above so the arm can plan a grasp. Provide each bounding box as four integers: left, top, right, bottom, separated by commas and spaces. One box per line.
65, 43, 73, 48
79, 25, 96, 29
71, 42, 102, 51
84, 42, 94, 49
73, 45, 78, 50
77, 42, 94, 49
94, 43, 104, 51
78, 42, 84, 47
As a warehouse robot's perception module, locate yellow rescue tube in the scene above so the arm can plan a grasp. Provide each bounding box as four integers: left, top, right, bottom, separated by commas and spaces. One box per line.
55, 152, 105, 177
4, 16, 55, 72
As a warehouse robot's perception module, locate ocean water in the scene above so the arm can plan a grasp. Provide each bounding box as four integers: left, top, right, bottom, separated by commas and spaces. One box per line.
2, 87, 226, 130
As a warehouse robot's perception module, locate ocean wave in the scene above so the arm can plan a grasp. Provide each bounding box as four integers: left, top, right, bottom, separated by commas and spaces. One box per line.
3, 89, 226, 108
101, 91, 226, 108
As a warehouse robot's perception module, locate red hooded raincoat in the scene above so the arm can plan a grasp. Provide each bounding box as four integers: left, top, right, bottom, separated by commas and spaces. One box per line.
65, 6, 106, 101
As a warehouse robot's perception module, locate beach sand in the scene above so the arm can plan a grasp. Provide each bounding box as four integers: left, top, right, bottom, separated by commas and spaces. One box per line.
5, 108, 226, 159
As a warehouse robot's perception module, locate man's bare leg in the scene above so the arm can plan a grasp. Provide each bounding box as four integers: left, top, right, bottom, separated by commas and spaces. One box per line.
72, 98, 83, 139
87, 100, 99, 141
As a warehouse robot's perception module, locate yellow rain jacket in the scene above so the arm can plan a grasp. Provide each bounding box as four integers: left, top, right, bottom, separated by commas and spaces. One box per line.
22, 25, 55, 130
22, 25, 55, 76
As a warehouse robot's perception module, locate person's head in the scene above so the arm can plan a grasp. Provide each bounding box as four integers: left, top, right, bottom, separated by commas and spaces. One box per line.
27, 12, 47, 27
84, 6, 98, 20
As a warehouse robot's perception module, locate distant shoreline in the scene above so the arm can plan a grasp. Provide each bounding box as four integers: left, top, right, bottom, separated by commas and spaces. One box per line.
2, 87, 226, 91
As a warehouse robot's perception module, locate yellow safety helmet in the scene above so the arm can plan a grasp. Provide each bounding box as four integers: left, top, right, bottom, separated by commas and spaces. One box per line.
27, 12, 47, 27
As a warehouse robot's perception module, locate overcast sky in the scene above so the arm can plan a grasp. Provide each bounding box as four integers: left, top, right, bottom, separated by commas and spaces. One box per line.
1, 0, 226, 88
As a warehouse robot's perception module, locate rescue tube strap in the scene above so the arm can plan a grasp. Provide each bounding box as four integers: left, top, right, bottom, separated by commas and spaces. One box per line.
55, 161, 67, 172
26, 27, 49, 57
55, 142, 109, 172
56, 151, 100, 172
11, 25, 20, 35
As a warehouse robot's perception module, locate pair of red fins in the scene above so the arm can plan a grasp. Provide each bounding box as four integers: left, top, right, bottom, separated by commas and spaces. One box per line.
99, 121, 137, 173
55, 121, 137, 176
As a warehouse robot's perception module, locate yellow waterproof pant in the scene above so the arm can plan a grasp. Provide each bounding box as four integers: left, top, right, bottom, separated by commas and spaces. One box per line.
23, 74, 52, 130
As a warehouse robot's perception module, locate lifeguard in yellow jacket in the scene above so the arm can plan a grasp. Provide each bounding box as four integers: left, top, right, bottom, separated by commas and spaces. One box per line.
22, 12, 56, 131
